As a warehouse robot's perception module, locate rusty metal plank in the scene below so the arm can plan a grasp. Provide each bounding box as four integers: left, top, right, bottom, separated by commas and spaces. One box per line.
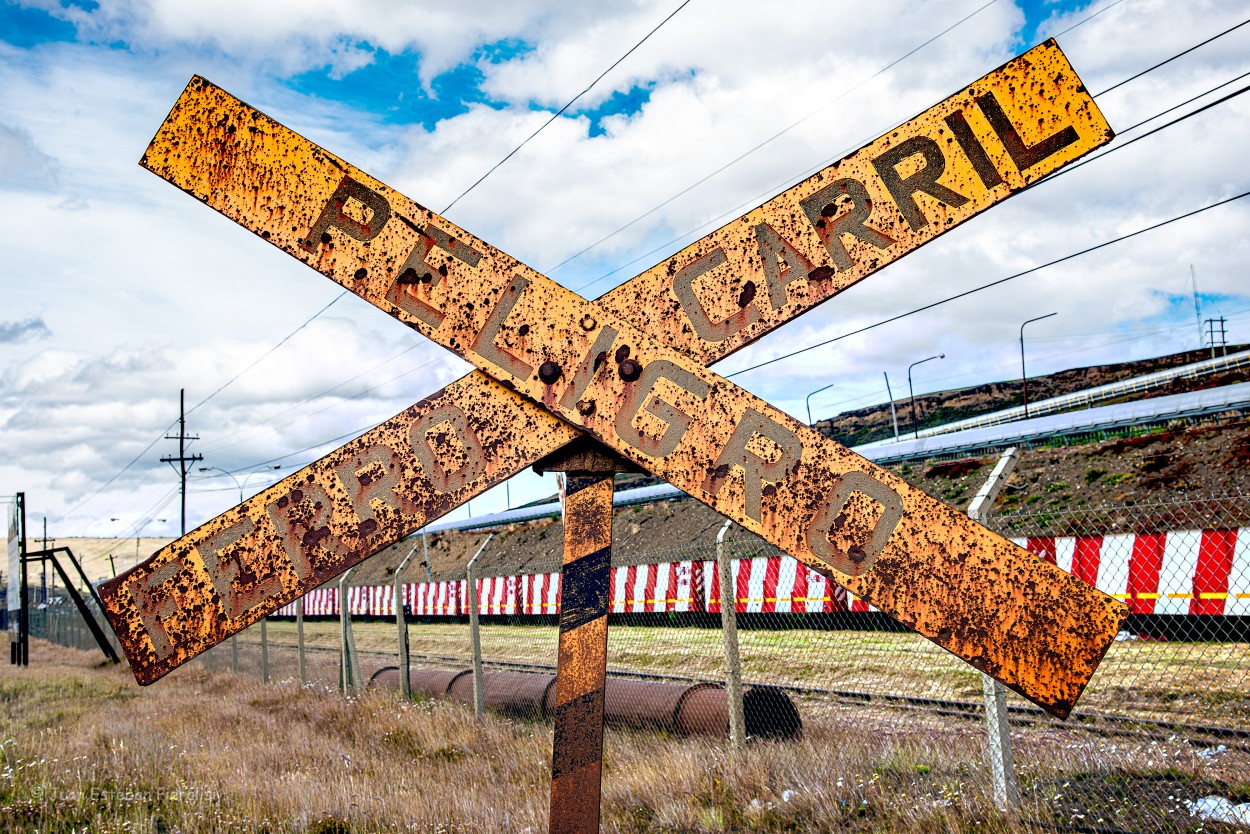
102, 40, 1126, 715
595, 39, 1112, 368
100, 376, 579, 684
541, 448, 629, 834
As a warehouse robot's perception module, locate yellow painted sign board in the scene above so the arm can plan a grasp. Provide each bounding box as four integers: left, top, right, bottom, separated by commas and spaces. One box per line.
101, 40, 1124, 717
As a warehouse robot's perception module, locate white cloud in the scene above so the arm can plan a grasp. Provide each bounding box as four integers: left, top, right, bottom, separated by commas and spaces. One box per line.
2, 0, 1249, 534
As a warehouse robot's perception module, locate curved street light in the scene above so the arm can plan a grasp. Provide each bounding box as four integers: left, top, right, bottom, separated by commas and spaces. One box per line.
1020, 312, 1058, 418
804, 382, 836, 426
908, 353, 945, 439
111, 516, 168, 567
198, 465, 283, 504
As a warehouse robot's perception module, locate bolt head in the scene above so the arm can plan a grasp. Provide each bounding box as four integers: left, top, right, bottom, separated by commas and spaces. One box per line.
538, 361, 562, 384
619, 359, 643, 382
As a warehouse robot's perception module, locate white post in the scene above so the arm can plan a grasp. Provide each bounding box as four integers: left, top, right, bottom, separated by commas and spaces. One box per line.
884, 371, 900, 441
466, 535, 494, 722
260, 617, 269, 684
967, 447, 1022, 811
339, 568, 361, 694
716, 519, 747, 751
395, 541, 421, 700
296, 596, 306, 686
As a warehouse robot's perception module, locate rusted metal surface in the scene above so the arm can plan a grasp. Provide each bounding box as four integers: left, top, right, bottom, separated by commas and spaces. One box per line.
542, 447, 625, 834
595, 39, 1112, 369
101, 40, 1127, 717
98, 377, 579, 685
370, 666, 803, 740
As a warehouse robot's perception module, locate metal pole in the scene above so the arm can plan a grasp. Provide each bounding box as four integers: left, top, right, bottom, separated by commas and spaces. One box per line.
18, 492, 28, 666
422, 529, 432, 582
296, 597, 306, 685
883, 372, 900, 441
394, 542, 421, 700
260, 617, 269, 684
716, 519, 747, 752
967, 448, 1022, 812
907, 354, 944, 439
231, 635, 238, 672
339, 568, 356, 694
466, 535, 493, 722
1019, 312, 1057, 418
804, 382, 835, 426
534, 440, 633, 834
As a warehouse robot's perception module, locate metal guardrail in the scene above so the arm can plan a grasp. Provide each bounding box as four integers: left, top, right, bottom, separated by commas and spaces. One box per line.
912, 347, 1250, 439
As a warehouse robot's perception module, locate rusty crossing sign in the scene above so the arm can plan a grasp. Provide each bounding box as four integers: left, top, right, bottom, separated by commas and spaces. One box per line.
101, 40, 1125, 722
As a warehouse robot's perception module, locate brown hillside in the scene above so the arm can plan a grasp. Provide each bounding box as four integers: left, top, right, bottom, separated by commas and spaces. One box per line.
815, 346, 1249, 447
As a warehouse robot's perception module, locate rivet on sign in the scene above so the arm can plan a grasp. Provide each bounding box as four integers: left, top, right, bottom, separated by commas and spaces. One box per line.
580, 315, 597, 331
576, 399, 596, 416
619, 359, 642, 382
538, 362, 562, 384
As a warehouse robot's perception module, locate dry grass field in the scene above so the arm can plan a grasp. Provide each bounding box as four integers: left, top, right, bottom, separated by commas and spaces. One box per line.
4, 637, 1248, 833
244, 619, 1250, 729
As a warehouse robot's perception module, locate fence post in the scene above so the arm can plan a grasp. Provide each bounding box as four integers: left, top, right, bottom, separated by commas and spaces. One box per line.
394, 542, 421, 700
716, 519, 747, 751
466, 535, 494, 722
339, 568, 361, 694
296, 596, 306, 686
231, 635, 238, 673
967, 447, 1022, 812
260, 617, 270, 684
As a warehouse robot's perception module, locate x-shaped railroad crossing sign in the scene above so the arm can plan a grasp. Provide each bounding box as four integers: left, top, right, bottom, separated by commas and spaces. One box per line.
101, 41, 1127, 730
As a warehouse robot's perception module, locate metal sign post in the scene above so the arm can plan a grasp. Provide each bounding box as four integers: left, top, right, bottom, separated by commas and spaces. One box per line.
535, 439, 640, 833
98, 39, 1130, 832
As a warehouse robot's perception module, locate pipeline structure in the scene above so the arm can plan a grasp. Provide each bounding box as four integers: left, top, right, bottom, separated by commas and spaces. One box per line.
369, 666, 802, 741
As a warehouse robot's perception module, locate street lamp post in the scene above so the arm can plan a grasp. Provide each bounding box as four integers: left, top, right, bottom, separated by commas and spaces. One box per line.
116, 517, 167, 567
1019, 312, 1058, 418
908, 354, 945, 439
805, 382, 836, 426
198, 465, 282, 505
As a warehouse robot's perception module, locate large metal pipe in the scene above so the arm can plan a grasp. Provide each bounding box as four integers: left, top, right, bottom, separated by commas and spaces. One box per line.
370, 667, 802, 740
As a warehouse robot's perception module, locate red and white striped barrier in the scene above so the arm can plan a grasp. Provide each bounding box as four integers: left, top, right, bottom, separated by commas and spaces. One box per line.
409, 580, 464, 616
705, 556, 856, 613
267, 529, 1250, 619
610, 560, 704, 613
1015, 529, 1250, 616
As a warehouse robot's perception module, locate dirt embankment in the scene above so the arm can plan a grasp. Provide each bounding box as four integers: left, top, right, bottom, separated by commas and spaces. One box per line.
888, 419, 1250, 521
816, 346, 1249, 447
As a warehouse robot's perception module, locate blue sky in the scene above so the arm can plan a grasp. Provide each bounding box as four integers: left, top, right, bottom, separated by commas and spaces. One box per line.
1, 0, 1248, 539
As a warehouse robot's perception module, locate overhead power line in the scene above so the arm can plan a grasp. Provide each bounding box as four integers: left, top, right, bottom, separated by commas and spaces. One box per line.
53, 420, 175, 523
548, 0, 1004, 277
1031, 79, 1250, 187
1094, 15, 1250, 97
88, 9, 1244, 513
570, 8, 1247, 292
220, 48, 1250, 480
440, 0, 694, 215
724, 190, 1250, 379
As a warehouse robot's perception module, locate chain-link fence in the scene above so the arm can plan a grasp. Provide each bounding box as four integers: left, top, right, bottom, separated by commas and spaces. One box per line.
984, 493, 1250, 830
29, 486, 1249, 831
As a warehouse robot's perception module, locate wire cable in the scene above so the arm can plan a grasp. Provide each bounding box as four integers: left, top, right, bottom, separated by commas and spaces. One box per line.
1094, 15, 1250, 97
549, 0, 1004, 277
1032, 79, 1250, 186
724, 190, 1250, 378
185, 290, 347, 416
440, 0, 693, 215
571, 5, 1242, 294
53, 422, 175, 523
